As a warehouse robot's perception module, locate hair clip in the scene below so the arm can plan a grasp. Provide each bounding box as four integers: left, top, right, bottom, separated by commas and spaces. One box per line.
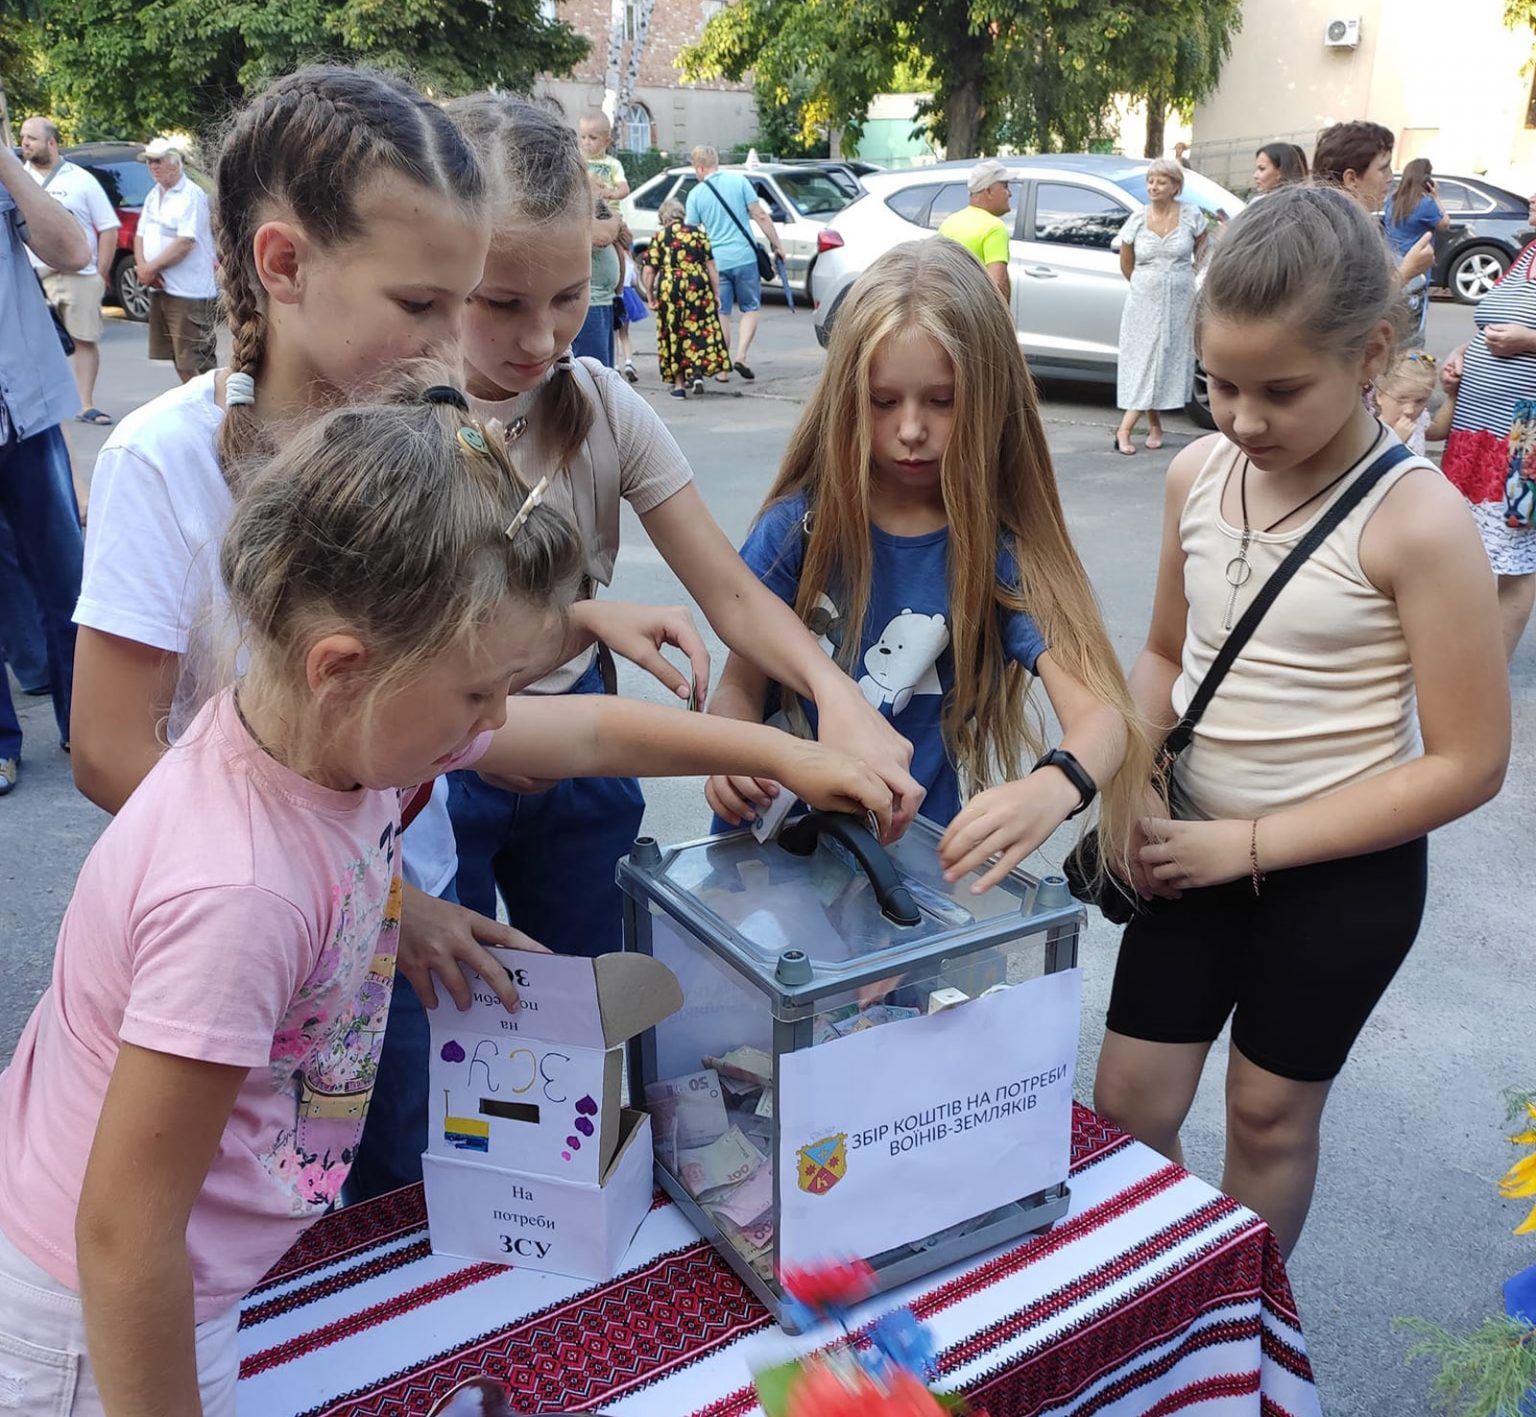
226, 371, 256, 407
457, 426, 490, 456
505, 415, 528, 443
505, 475, 551, 541
423, 385, 470, 411
1406, 350, 1437, 366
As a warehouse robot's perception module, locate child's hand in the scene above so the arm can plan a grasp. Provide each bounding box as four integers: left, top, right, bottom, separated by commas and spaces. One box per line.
1392, 413, 1419, 444
706, 773, 778, 824
777, 739, 893, 838
573, 598, 711, 707
1136, 815, 1250, 891
938, 770, 1082, 893
398, 883, 551, 1013
814, 689, 924, 836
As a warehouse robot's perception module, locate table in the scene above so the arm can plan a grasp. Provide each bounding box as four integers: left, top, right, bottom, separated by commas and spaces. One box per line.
238, 1105, 1321, 1416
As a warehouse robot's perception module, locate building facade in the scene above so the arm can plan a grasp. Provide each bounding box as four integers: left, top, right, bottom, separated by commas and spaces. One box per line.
1190, 0, 1536, 195
535, 0, 757, 155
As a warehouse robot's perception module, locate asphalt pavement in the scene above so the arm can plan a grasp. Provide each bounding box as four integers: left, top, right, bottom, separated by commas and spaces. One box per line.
1, 294, 1528, 1415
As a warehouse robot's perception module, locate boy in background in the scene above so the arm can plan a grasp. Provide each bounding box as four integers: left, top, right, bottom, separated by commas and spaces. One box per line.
579, 111, 629, 201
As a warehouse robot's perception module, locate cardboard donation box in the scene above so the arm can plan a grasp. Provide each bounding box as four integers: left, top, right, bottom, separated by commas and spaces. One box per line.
619, 812, 1085, 1329
422, 948, 683, 1281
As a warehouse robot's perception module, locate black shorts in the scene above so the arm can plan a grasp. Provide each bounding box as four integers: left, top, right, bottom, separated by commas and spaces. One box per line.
1104, 837, 1428, 1083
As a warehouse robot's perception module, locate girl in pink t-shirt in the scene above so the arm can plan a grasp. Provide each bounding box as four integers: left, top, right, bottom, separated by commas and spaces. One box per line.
0, 389, 890, 1417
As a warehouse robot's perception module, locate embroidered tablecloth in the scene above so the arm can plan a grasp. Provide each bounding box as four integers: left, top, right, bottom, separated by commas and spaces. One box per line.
238, 1104, 1321, 1416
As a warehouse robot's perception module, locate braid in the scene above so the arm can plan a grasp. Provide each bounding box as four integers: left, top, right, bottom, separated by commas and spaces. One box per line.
209, 65, 484, 487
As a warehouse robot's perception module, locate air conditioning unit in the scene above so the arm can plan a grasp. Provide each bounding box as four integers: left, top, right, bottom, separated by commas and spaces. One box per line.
1324, 17, 1361, 48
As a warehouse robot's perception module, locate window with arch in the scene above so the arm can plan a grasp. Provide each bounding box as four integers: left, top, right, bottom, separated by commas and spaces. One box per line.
619, 101, 653, 153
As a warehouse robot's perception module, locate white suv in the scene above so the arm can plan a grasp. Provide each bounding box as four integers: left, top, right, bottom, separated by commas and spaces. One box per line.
810, 155, 1244, 422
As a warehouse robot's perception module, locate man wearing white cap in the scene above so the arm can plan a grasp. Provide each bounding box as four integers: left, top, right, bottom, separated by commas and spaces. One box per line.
936, 158, 1014, 303
135, 137, 218, 381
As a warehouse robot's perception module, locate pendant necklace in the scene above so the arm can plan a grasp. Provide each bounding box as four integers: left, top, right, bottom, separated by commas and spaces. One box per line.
1223, 457, 1355, 628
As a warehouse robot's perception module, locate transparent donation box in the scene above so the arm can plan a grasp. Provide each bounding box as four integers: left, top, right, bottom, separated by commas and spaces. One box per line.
619, 812, 1085, 1329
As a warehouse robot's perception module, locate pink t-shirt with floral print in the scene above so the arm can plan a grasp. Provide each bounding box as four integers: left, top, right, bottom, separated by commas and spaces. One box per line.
0, 689, 487, 1320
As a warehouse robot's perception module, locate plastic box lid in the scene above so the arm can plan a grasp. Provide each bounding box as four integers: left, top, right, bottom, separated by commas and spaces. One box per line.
619, 815, 1078, 992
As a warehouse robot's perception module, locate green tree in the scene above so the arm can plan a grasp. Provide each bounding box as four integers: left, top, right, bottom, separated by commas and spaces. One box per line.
1108, 0, 1242, 157
31, 0, 589, 143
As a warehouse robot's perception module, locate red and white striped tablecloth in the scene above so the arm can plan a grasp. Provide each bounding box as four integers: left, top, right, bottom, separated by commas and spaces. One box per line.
237, 1105, 1321, 1416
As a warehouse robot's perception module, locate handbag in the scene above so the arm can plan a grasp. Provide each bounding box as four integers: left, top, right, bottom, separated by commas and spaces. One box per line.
1064, 439, 1415, 923
621, 284, 648, 323
701, 177, 776, 282
1504, 398, 1536, 529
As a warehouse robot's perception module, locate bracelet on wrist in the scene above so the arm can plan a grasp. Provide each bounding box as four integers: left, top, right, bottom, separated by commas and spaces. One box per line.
1030, 748, 1097, 819
1249, 819, 1265, 896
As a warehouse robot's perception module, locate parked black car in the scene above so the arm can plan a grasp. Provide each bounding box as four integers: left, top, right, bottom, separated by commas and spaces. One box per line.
61, 141, 214, 321
1385, 174, 1535, 304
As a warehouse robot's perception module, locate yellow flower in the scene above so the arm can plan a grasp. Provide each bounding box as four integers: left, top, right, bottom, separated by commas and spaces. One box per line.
1500, 1099, 1536, 1234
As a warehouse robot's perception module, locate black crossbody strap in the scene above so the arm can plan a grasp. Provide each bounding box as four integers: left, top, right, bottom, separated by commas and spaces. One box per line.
702, 176, 760, 249
1162, 439, 1414, 762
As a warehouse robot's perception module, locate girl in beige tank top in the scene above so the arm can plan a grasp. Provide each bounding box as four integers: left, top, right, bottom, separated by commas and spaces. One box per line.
1093, 185, 1510, 1263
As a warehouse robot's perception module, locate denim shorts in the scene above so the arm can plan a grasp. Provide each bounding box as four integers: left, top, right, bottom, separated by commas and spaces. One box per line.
718, 261, 762, 315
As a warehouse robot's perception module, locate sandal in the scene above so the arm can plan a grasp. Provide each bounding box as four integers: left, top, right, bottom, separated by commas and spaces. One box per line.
1112, 433, 1136, 456
733, 362, 756, 381
623, 362, 639, 384
76, 407, 112, 426
714, 372, 731, 383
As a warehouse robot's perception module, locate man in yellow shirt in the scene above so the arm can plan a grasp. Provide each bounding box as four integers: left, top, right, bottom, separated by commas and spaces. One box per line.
936, 158, 1013, 303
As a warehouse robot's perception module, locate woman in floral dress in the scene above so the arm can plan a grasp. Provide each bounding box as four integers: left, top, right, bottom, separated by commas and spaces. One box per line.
644, 199, 732, 397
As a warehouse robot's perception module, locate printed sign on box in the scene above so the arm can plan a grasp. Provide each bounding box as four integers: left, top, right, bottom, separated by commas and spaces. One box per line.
426, 948, 679, 1185
776, 968, 1082, 1266
423, 948, 682, 1281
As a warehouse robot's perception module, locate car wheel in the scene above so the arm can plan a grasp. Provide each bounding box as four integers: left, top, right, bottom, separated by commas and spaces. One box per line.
1449, 246, 1510, 304
114, 257, 151, 322
1186, 363, 1217, 430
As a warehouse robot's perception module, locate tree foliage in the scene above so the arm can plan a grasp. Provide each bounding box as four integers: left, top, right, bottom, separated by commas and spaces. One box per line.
10, 0, 588, 143
681, 0, 1240, 161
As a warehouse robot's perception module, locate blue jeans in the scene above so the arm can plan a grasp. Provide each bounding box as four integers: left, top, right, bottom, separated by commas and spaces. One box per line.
0, 424, 80, 760
447, 661, 645, 958
343, 880, 459, 1205
572, 301, 615, 367
718, 262, 763, 315
0, 514, 49, 691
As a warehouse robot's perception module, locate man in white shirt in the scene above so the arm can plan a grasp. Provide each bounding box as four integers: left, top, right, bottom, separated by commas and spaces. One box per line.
19, 117, 121, 424
135, 137, 218, 383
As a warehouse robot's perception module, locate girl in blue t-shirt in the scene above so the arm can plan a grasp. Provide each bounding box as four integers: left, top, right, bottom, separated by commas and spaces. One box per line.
1386, 159, 1449, 339
705, 237, 1155, 891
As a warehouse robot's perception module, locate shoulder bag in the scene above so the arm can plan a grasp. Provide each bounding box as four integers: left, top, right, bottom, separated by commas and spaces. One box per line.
702, 176, 776, 282
1065, 438, 1414, 922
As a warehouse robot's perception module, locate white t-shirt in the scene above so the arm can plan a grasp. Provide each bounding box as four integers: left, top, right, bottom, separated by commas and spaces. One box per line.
140, 174, 218, 299
25, 161, 120, 278
74, 375, 459, 896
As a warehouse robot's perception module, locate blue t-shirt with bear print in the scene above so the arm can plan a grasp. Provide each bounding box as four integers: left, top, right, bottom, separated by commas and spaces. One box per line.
737, 491, 1047, 826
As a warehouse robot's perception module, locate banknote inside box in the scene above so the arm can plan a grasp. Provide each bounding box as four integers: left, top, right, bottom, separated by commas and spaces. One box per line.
425, 947, 681, 1186
422, 1109, 654, 1281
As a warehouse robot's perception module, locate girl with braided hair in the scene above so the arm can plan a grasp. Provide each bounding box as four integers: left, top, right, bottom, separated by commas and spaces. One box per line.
66, 65, 709, 1206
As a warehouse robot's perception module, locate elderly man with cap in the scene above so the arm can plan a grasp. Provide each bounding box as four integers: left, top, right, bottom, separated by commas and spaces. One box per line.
135, 137, 218, 382
936, 158, 1014, 303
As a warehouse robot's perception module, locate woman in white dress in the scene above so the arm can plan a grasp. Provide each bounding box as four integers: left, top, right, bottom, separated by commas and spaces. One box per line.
1113, 158, 1208, 455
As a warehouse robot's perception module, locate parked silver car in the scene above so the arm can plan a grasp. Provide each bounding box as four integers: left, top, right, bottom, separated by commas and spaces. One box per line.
621, 163, 858, 294
810, 155, 1245, 424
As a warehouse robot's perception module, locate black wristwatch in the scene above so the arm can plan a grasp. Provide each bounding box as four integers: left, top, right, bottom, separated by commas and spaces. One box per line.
1031, 748, 1097, 818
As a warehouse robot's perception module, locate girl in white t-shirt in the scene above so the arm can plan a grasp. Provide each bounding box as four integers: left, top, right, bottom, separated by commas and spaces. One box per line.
0, 388, 890, 1417
445, 93, 923, 954
67, 65, 704, 1204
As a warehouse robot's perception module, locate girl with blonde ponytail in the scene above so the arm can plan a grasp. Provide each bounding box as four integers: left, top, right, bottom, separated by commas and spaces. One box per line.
706, 237, 1154, 892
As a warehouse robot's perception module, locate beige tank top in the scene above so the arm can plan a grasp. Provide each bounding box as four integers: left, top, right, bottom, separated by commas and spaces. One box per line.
1170, 433, 1425, 820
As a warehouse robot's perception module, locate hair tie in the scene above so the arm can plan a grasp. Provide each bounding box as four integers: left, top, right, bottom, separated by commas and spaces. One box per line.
226, 372, 256, 407
505, 475, 551, 542
423, 385, 470, 411
556, 353, 575, 372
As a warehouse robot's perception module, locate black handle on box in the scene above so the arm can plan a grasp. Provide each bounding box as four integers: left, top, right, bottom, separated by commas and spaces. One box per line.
776, 810, 922, 927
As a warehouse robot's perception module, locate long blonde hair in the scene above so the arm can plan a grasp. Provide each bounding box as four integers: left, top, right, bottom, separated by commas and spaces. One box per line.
764, 238, 1155, 872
